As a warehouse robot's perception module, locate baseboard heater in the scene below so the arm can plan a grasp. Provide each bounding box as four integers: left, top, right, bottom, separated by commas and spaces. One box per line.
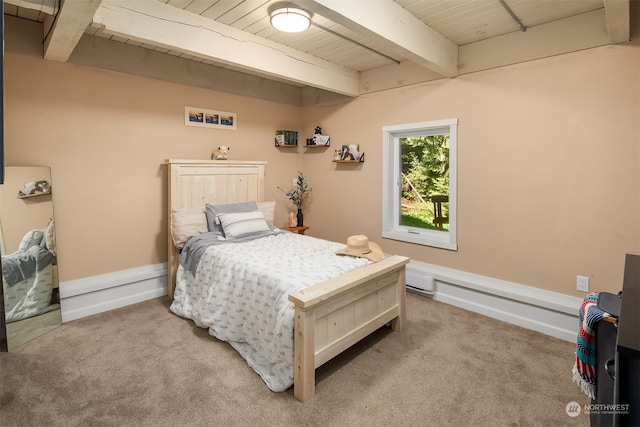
406, 268, 435, 296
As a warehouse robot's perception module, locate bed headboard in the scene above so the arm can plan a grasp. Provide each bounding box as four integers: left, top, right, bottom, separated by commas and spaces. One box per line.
164, 159, 267, 298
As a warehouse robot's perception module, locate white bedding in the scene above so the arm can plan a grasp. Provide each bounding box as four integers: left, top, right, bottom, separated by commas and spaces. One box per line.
4, 263, 57, 323
170, 232, 370, 392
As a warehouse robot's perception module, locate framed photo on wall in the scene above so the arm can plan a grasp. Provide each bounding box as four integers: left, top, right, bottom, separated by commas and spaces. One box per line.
185, 106, 237, 130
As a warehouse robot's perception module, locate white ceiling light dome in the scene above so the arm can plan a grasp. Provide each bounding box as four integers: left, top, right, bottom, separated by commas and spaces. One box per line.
270, 7, 311, 33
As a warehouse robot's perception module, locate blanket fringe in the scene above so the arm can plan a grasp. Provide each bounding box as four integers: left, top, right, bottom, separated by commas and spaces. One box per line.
572, 364, 596, 399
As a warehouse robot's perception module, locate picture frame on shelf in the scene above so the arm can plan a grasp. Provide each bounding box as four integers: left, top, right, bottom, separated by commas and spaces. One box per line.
340, 144, 362, 161
307, 134, 330, 146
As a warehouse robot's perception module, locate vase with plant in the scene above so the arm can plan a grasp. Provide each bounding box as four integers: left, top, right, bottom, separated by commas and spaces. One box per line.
278, 171, 312, 226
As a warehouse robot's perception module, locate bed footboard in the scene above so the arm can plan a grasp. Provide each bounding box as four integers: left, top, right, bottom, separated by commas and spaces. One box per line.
288, 255, 409, 402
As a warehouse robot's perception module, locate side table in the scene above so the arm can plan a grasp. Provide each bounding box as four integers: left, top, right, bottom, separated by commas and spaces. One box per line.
283, 226, 309, 235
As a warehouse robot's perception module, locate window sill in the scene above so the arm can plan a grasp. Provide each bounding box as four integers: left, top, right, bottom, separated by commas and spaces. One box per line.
382, 229, 457, 251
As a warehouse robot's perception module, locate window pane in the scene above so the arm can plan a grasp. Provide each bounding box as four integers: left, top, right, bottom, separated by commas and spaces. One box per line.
400, 135, 450, 231
382, 118, 457, 250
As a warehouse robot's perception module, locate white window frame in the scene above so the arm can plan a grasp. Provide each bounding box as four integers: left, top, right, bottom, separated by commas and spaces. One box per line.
382, 118, 458, 251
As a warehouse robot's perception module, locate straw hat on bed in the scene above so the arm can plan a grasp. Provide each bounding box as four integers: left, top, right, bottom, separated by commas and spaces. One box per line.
335, 234, 384, 262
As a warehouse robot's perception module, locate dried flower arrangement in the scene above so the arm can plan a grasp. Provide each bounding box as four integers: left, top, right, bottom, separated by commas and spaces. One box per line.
278, 171, 312, 210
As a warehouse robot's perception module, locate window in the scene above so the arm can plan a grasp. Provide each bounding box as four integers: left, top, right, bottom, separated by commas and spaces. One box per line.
382, 119, 457, 250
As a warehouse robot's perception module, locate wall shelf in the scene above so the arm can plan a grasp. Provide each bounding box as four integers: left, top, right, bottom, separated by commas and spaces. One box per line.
275, 141, 298, 148
275, 130, 298, 147
18, 191, 51, 199
333, 154, 365, 163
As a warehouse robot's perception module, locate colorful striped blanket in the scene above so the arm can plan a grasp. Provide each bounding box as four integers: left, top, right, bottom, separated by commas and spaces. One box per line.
572, 292, 613, 399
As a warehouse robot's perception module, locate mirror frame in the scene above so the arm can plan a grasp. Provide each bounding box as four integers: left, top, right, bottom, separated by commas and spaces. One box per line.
0, 166, 61, 351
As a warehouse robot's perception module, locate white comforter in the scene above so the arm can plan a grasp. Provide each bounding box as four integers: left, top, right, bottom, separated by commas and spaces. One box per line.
170, 232, 370, 392
3, 258, 57, 323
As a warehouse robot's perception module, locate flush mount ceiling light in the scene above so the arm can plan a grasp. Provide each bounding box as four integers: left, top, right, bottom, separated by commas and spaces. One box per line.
270, 7, 311, 33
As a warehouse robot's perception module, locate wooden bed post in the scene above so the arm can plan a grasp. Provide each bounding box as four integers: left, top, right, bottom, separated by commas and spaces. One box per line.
391, 266, 407, 333
166, 161, 179, 299
293, 309, 316, 403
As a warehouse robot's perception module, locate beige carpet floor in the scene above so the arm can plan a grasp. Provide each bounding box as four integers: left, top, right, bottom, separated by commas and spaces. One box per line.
1, 292, 590, 427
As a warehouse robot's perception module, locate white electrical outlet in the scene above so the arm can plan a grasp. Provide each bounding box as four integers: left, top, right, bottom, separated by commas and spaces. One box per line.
577, 275, 590, 292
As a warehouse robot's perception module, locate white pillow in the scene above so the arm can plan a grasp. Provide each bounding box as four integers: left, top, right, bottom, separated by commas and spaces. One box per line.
18, 229, 44, 252
171, 209, 208, 248
45, 219, 56, 256
256, 201, 276, 225
217, 211, 270, 239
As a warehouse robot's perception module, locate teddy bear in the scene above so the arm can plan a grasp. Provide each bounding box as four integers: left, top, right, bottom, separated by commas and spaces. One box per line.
212, 145, 230, 160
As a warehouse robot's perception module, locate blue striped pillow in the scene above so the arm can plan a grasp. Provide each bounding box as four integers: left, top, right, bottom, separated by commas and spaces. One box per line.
217, 211, 270, 239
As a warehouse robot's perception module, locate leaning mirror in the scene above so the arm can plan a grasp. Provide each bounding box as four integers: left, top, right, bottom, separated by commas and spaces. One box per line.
0, 166, 61, 351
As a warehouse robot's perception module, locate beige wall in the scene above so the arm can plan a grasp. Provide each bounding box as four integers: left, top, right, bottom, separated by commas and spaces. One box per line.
4, 53, 303, 281
4, 41, 639, 299
301, 44, 639, 297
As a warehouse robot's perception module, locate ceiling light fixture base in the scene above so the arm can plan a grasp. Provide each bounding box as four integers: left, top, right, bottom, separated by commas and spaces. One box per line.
270, 7, 311, 33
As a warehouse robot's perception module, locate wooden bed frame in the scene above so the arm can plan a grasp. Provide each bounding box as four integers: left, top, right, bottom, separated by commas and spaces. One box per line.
165, 159, 409, 402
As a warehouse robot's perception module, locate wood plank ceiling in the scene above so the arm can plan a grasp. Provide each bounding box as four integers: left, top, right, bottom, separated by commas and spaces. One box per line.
3, 0, 632, 100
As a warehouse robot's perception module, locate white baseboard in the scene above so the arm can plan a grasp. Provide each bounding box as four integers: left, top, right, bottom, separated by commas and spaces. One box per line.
407, 260, 583, 342
59, 263, 168, 323
57, 260, 583, 343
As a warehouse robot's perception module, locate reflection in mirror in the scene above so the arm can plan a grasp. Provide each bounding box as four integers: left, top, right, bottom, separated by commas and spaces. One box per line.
0, 166, 61, 351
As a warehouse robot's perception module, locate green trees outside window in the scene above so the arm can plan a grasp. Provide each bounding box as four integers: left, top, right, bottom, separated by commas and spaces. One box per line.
400, 135, 450, 231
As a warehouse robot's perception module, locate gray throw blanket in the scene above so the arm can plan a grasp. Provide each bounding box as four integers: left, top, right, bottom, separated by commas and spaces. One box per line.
180, 226, 283, 276
2, 245, 54, 287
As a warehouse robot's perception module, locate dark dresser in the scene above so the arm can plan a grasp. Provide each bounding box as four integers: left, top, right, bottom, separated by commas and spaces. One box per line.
614, 254, 639, 427
591, 254, 639, 427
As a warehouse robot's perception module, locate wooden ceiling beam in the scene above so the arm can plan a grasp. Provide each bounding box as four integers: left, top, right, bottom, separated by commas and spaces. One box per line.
92, 0, 360, 97
5, 0, 57, 15
459, 9, 618, 75
297, 0, 458, 78
360, 8, 619, 95
603, 0, 630, 44
43, 0, 102, 62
